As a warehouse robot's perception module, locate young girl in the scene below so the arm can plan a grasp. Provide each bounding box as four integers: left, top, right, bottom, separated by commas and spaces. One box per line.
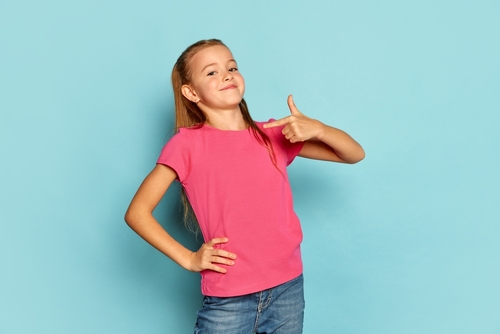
125, 39, 364, 334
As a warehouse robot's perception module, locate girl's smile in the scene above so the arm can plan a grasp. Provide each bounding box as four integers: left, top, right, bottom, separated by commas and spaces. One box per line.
220, 84, 238, 90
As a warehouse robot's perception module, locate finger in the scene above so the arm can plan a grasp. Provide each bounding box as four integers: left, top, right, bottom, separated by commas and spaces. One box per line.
283, 125, 299, 141
208, 264, 228, 274
281, 124, 291, 136
206, 237, 229, 247
213, 249, 237, 259
286, 132, 299, 142
287, 95, 302, 116
284, 128, 294, 140
211, 256, 235, 266
263, 117, 290, 128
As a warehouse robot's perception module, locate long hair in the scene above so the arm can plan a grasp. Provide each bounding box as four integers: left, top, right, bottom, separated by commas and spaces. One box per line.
171, 39, 278, 232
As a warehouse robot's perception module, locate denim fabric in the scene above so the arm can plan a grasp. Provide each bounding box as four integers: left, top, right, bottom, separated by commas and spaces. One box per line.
194, 274, 304, 334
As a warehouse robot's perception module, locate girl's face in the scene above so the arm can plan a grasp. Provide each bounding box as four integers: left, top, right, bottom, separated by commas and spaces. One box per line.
182, 45, 245, 114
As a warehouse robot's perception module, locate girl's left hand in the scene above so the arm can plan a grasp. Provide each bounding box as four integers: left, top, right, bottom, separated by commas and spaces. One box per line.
263, 95, 325, 143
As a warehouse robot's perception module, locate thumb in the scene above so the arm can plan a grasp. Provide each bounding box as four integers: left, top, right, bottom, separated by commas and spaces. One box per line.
287, 95, 302, 115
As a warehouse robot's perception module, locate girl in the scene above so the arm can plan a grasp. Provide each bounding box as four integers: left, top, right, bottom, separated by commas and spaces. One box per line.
125, 39, 364, 334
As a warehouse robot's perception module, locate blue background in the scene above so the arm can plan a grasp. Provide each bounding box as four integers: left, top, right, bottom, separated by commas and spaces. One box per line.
1, 1, 499, 333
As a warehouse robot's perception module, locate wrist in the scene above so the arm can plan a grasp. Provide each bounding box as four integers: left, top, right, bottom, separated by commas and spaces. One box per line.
314, 120, 329, 140
179, 249, 196, 271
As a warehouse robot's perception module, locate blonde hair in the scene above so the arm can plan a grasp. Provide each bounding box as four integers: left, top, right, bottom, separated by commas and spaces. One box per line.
171, 39, 278, 232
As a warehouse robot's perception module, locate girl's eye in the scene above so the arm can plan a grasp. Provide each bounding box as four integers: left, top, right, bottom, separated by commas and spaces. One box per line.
207, 71, 216, 76
228, 67, 238, 72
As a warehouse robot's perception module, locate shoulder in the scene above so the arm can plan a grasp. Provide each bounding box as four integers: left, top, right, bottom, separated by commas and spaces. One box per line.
168, 125, 204, 142
157, 127, 205, 164
160, 127, 199, 154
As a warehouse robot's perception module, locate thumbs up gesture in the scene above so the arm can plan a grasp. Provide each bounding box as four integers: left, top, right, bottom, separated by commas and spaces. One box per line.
263, 95, 324, 143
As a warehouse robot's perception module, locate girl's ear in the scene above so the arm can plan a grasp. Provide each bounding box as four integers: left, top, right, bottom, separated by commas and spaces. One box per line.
181, 84, 199, 103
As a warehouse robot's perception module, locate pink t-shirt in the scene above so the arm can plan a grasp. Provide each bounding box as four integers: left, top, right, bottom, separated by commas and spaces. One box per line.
157, 120, 304, 297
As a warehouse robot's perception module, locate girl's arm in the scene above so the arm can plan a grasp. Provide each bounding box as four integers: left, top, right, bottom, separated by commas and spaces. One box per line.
125, 164, 236, 273
263, 95, 365, 164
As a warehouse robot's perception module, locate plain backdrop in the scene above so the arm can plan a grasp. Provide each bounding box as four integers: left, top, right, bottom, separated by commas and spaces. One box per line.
1, 1, 499, 333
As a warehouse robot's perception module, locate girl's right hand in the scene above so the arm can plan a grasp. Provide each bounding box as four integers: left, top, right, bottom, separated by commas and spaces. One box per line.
188, 237, 237, 274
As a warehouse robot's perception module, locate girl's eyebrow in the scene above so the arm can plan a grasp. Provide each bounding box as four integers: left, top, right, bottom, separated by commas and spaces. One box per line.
201, 59, 237, 73
201, 63, 217, 72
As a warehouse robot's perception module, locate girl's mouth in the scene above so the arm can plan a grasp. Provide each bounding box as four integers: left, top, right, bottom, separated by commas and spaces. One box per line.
220, 84, 237, 90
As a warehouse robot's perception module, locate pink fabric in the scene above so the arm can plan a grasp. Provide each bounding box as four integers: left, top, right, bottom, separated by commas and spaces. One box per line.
157, 120, 304, 297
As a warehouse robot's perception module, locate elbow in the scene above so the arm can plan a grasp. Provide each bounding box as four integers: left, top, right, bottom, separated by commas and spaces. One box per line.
124, 211, 131, 226
124, 208, 136, 228
124, 206, 152, 230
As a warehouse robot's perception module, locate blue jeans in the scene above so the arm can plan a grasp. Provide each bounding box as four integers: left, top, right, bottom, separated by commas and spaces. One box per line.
194, 274, 304, 334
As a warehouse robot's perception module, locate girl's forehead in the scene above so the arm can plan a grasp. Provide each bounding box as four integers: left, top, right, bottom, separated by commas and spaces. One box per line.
190, 45, 235, 68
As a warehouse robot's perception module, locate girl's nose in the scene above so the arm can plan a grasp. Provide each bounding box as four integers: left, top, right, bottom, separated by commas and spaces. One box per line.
223, 70, 233, 81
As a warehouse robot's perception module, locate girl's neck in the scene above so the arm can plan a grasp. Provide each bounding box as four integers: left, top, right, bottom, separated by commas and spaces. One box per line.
204, 108, 247, 131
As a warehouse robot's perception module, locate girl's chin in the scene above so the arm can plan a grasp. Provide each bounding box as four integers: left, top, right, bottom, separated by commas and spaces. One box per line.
201, 96, 244, 110
201, 102, 242, 113
218, 98, 244, 109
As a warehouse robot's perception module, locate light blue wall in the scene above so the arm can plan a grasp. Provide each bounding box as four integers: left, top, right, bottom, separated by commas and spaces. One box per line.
1, 1, 499, 333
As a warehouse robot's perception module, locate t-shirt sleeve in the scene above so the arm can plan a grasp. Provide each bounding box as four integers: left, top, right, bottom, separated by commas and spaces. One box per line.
266, 118, 305, 166
156, 131, 190, 183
